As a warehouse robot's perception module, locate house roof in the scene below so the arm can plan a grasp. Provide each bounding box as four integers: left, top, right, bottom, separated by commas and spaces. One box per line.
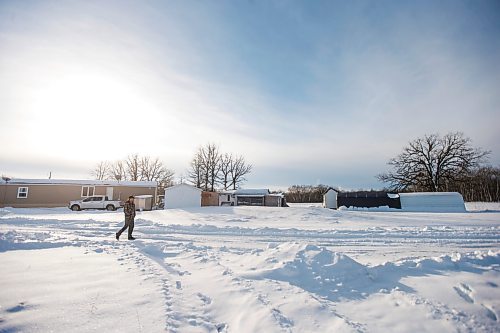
0, 178, 157, 187
233, 189, 270, 196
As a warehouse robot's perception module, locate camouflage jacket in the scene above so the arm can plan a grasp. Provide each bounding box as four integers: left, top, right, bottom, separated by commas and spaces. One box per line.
124, 200, 136, 218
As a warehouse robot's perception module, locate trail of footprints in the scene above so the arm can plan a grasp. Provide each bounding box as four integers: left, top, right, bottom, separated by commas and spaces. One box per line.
110, 241, 225, 332
99, 241, 500, 332
453, 282, 498, 322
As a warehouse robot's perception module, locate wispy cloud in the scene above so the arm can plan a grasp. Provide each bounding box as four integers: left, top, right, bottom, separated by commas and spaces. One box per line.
1, 0, 499, 188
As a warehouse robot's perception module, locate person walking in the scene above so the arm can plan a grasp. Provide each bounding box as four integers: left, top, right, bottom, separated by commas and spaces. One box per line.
116, 196, 136, 240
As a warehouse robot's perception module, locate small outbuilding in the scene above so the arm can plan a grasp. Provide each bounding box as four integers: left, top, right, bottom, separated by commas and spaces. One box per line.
323, 188, 338, 209
164, 184, 202, 209
218, 189, 286, 207
134, 195, 154, 211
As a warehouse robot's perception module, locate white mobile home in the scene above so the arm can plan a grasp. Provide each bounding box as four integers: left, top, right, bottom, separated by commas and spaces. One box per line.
0, 178, 157, 208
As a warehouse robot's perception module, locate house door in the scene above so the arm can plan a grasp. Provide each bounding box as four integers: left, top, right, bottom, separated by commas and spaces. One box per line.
106, 187, 114, 200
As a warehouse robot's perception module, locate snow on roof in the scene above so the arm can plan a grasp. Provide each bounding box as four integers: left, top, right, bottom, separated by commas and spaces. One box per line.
233, 189, 270, 196
398, 192, 463, 197
324, 187, 339, 194
0, 178, 157, 187
164, 183, 202, 192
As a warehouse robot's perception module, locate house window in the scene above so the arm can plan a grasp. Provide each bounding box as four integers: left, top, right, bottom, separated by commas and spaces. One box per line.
81, 186, 95, 197
17, 187, 29, 199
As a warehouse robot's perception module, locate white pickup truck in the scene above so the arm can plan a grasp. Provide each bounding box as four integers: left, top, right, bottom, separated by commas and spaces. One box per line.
69, 195, 122, 211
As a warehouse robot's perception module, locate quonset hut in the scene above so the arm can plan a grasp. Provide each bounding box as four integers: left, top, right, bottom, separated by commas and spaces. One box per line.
323, 188, 466, 212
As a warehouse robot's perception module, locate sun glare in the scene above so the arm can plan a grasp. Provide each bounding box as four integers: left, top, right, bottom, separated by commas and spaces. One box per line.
24, 68, 174, 160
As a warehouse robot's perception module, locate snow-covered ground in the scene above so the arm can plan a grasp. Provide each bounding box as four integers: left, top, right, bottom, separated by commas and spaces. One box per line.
1, 204, 499, 332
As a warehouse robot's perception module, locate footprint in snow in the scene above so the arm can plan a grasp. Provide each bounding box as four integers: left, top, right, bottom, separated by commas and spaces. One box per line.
216, 323, 228, 332
453, 283, 474, 304
197, 293, 212, 305
482, 304, 498, 322
6, 302, 32, 313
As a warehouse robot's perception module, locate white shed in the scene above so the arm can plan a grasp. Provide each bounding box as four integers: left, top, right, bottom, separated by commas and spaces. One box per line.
134, 194, 154, 211
164, 184, 202, 209
399, 192, 466, 212
323, 188, 338, 209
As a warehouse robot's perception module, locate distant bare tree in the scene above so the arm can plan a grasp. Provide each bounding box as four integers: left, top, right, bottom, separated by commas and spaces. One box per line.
91, 161, 109, 180
108, 160, 127, 181
140, 156, 162, 181
378, 132, 490, 192
285, 185, 330, 203
188, 150, 204, 188
187, 144, 252, 191
126, 154, 141, 181
93, 154, 174, 191
140, 156, 175, 192
218, 153, 233, 190
200, 143, 221, 191
229, 155, 252, 190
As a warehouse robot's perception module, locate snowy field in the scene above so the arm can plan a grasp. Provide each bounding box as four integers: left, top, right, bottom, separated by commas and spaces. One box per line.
0, 203, 499, 332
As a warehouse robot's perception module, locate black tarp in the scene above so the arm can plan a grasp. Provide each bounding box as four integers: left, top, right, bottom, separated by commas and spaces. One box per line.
336, 191, 401, 209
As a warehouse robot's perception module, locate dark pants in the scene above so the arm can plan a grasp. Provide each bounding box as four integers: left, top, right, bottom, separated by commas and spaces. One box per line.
117, 217, 134, 239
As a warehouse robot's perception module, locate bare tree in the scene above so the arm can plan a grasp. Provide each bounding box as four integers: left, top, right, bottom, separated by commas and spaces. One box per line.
188, 144, 252, 191
92, 154, 174, 191
218, 153, 233, 190
188, 149, 204, 188
108, 160, 127, 181
199, 143, 221, 192
140, 156, 162, 181
140, 156, 175, 190
378, 132, 490, 192
126, 154, 141, 181
229, 154, 252, 190
91, 161, 109, 180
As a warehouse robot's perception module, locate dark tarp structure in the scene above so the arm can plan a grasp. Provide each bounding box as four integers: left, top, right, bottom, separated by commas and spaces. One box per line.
337, 191, 401, 209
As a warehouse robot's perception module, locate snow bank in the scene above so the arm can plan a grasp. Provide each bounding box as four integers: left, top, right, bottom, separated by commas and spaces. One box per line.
243, 242, 500, 303
244, 244, 371, 300
1, 205, 498, 332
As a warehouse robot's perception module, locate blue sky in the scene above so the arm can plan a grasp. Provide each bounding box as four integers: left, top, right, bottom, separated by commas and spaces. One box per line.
1, 0, 499, 190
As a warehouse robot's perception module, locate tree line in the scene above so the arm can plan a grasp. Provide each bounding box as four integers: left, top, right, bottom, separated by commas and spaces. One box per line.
188, 143, 252, 191
378, 132, 499, 202
284, 185, 330, 203
91, 154, 175, 192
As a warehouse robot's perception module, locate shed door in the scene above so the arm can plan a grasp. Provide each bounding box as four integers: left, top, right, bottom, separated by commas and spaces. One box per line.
106, 187, 114, 201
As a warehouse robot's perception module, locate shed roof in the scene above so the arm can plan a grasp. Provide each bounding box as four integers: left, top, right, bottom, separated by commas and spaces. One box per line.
164, 183, 202, 192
